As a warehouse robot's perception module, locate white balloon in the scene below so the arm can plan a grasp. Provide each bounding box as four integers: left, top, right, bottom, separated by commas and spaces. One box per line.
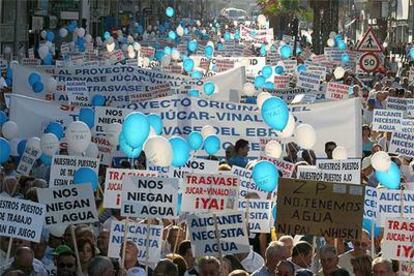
329, 32, 337, 39
45, 77, 57, 93
38, 45, 49, 59
66, 121, 91, 154
276, 114, 296, 139
26, 137, 42, 158
144, 136, 172, 167
40, 133, 59, 156
371, 151, 391, 172
85, 142, 99, 158
105, 123, 122, 146
59, 28, 68, 38
201, 125, 216, 138
257, 14, 267, 26
85, 34, 93, 42
243, 83, 256, 96
77, 27, 86, 37
327, 38, 335, 47
45, 41, 53, 49
40, 30, 47, 39
127, 35, 134, 43
196, 20, 201, 27
128, 50, 136, 59
1, 121, 19, 140
9, 138, 21, 156
332, 146, 348, 160
176, 25, 184, 37
133, 42, 141, 51
294, 124, 316, 150
334, 66, 345, 79
106, 42, 115, 52
161, 55, 171, 67
265, 140, 282, 159
257, 92, 272, 110
171, 49, 180, 60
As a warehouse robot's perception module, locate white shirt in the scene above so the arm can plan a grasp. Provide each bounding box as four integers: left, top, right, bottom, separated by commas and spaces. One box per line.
240, 249, 264, 273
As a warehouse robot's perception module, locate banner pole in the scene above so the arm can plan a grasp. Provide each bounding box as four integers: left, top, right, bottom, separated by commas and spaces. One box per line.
70, 226, 82, 275
172, 224, 181, 257
371, 221, 375, 259
311, 236, 316, 270
5, 237, 13, 268
145, 220, 150, 275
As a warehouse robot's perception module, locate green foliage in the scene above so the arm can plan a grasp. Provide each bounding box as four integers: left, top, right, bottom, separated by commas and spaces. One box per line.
257, 0, 313, 22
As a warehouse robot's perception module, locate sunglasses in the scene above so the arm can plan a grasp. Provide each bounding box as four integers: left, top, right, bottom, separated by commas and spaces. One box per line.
58, 263, 75, 269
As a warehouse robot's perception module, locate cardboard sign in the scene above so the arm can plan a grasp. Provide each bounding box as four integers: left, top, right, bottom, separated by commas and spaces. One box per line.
0, 196, 46, 242
364, 186, 377, 220
259, 155, 295, 179
66, 81, 90, 106
297, 72, 321, 91
372, 110, 404, 132
276, 179, 365, 239
187, 211, 250, 257
326, 82, 350, 101
389, 132, 414, 158
232, 166, 270, 199
121, 176, 179, 219
382, 218, 414, 261
104, 168, 158, 209
181, 174, 239, 212
315, 159, 361, 184
376, 190, 414, 226
238, 199, 272, 233
16, 142, 42, 176
49, 155, 100, 186
108, 220, 163, 265
37, 185, 98, 227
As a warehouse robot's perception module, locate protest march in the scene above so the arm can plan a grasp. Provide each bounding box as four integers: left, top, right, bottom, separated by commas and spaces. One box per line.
1, 2, 414, 276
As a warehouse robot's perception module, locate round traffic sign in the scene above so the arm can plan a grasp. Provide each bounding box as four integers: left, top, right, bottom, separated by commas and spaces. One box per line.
359, 52, 380, 72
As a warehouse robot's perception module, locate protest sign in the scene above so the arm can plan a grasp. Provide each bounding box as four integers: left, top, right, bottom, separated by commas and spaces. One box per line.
0, 196, 45, 242
238, 199, 272, 233
121, 176, 179, 219
104, 168, 158, 209
181, 174, 239, 212
16, 141, 42, 176
364, 186, 377, 220
297, 72, 321, 91
94, 106, 132, 135
386, 97, 407, 112
388, 132, 414, 158
187, 211, 250, 257
376, 189, 414, 226
325, 82, 350, 100
397, 119, 414, 134
108, 220, 163, 265
22, 58, 41, 66
49, 155, 100, 186
167, 158, 219, 179
276, 178, 365, 239
66, 81, 90, 106
274, 75, 291, 89
407, 99, 414, 118
282, 60, 298, 74
372, 109, 404, 132
305, 62, 327, 80
382, 218, 414, 261
37, 184, 98, 227
315, 159, 361, 184
259, 155, 295, 179
232, 166, 270, 200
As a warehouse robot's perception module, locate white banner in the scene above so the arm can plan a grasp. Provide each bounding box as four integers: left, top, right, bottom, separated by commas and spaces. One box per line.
372, 110, 404, 132
382, 217, 414, 261
388, 132, 414, 158
238, 199, 272, 233
376, 190, 414, 226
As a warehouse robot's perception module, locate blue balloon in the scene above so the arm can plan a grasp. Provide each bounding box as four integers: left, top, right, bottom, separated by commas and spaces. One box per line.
43, 54, 53, 65
187, 131, 203, 150
92, 94, 106, 106
234, 31, 240, 40
252, 160, 279, 192
362, 218, 381, 238
274, 65, 285, 75
164, 46, 172, 55
217, 43, 224, 51
254, 76, 266, 88
261, 97, 289, 131
183, 58, 194, 72
103, 31, 111, 40
263, 81, 274, 90
205, 45, 214, 58
79, 108, 95, 129
147, 114, 163, 135
337, 40, 347, 50
224, 32, 231, 41
169, 136, 191, 167
0, 138, 11, 164
0, 111, 8, 127
335, 34, 343, 43
203, 82, 215, 96
28, 72, 41, 86
73, 167, 98, 191
17, 139, 27, 157
46, 31, 55, 42
122, 112, 150, 148
120, 135, 142, 158
168, 31, 177, 40
204, 135, 220, 155
166, 6, 175, 17
260, 45, 267, 57
188, 40, 198, 52
272, 205, 277, 221
262, 66, 272, 79
410, 48, 414, 59
6, 66, 12, 79
40, 154, 52, 165
375, 162, 401, 189
297, 64, 307, 73
5, 78, 12, 87
191, 71, 203, 80
154, 49, 165, 61
341, 53, 350, 63
32, 81, 44, 93
45, 122, 64, 140
188, 89, 200, 97
279, 44, 292, 59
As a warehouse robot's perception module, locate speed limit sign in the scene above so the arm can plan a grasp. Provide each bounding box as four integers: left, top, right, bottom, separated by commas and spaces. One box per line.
359, 52, 380, 72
